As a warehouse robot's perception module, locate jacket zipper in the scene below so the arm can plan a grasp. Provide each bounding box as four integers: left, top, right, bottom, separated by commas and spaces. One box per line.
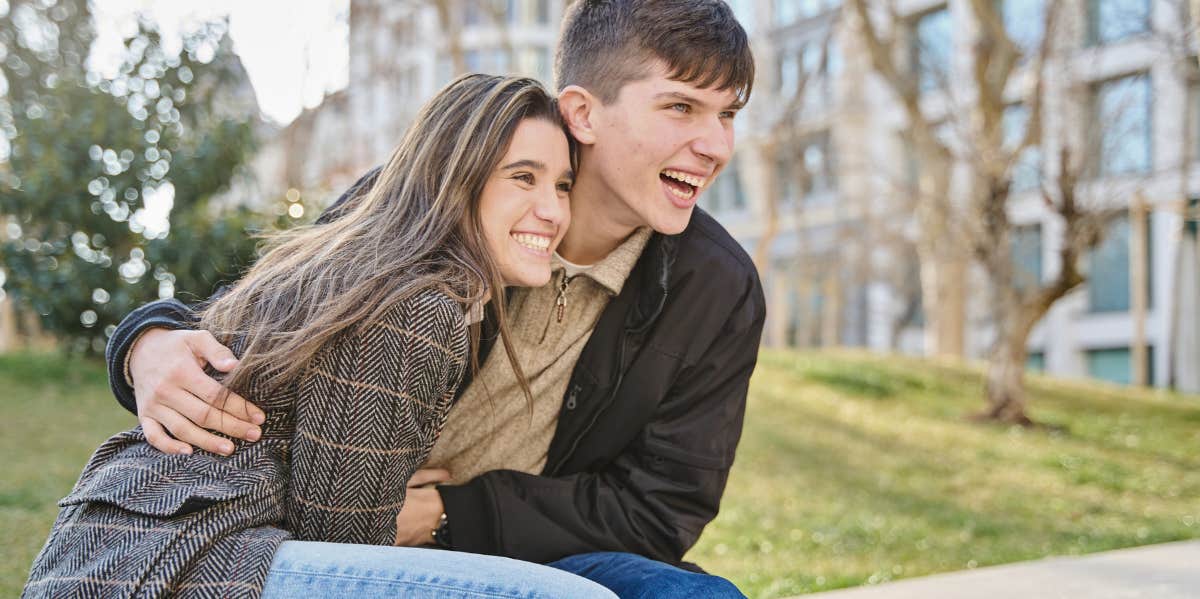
550, 328, 631, 474
555, 272, 573, 323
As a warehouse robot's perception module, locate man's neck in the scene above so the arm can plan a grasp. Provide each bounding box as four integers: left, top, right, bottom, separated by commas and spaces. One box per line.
557, 169, 643, 265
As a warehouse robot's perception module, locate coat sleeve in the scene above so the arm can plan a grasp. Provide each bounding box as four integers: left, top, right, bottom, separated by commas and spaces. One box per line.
287, 292, 468, 545
105, 167, 384, 415
437, 275, 766, 564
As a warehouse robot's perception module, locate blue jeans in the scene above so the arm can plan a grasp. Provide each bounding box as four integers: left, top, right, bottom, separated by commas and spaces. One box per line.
549, 552, 746, 599
261, 541, 616, 598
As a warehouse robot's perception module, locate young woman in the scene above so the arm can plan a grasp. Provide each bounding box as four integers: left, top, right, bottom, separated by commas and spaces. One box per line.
24, 75, 614, 599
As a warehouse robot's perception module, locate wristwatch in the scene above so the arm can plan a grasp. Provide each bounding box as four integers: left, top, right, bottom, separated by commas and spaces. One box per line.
431, 512, 452, 549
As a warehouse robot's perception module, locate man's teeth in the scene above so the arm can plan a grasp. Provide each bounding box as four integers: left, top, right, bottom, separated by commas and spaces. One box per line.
666, 184, 694, 200
662, 170, 706, 189
512, 233, 551, 252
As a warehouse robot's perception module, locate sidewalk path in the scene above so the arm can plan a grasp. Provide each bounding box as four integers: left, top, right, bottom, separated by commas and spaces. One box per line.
797, 540, 1200, 599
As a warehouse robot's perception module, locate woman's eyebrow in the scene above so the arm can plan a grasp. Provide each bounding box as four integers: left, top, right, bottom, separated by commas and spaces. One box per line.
500, 159, 546, 171
560, 169, 575, 182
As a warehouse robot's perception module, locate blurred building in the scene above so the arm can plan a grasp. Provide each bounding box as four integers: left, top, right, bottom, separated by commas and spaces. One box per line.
251, 0, 564, 205
711, 0, 1200, 391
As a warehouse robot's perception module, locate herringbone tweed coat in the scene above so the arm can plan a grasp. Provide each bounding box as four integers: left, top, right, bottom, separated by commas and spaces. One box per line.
24, 289, 469, 599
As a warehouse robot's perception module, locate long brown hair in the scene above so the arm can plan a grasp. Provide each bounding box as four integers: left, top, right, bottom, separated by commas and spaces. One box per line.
199, 74, 573, 399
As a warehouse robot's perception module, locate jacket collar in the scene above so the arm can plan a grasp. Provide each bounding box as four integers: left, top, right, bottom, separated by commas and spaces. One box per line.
627, 231, 678, 333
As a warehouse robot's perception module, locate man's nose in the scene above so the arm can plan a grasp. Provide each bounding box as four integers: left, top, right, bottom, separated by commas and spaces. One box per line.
692, 115, 733, 165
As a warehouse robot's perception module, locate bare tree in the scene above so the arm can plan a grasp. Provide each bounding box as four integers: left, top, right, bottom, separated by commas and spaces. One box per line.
847, 0, 1159, 424
847, 0, 968, 359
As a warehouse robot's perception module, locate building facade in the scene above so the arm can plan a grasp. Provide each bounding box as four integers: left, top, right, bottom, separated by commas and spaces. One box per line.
713, 0, 1200, 390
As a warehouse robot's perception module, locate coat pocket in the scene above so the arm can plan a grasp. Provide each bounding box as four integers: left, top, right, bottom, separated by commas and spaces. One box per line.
59, 428, 276, 518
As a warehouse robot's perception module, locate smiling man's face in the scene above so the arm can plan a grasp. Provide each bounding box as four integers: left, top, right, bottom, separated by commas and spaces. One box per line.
585, 62, 741, 235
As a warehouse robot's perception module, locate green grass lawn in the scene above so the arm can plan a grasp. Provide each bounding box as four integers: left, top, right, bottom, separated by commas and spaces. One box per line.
1, 350, 1198, 598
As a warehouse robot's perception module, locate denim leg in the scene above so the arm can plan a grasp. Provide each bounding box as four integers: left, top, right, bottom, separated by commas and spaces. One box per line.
261, 541, 617, 599
548, 552, 745, 599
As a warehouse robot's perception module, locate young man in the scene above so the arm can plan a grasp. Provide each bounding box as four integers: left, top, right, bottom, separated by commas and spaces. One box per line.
105, 1, 763, 596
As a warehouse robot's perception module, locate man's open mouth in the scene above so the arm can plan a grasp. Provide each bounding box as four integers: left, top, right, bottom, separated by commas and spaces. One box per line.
660, 169, 706, 200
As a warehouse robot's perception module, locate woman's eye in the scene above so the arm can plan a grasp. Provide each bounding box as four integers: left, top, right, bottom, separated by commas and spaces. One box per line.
514, 173, 534, 185
557, 181, 573, 193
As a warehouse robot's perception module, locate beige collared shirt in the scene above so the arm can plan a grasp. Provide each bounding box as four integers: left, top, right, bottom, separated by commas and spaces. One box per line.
425, 227, 653, 484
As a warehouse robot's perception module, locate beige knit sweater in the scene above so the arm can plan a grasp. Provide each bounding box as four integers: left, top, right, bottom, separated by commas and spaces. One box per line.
425, 227, 652, 484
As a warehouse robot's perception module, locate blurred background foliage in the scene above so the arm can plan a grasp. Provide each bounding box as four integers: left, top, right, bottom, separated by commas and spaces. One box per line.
0, 0, 282, 353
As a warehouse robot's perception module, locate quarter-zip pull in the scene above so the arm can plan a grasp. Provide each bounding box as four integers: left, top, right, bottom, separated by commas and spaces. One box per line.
556, 273, 572, 323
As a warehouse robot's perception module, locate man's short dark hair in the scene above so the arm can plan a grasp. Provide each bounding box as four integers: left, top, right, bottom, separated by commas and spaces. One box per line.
555, 0, 755, 106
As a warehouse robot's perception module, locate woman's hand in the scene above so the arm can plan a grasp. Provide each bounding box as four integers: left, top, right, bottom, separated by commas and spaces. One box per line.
394, 468, 451, 546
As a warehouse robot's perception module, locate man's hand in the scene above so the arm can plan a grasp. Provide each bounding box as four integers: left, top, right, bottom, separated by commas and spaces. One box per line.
131, 328, 266, 456
395, 468, 450, 546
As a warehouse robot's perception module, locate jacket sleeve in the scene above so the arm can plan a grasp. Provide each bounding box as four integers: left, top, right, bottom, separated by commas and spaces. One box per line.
105, 166, 384, 415
437, 275, 766, 564
288, 293, 468, 545
105, 298, 200, 414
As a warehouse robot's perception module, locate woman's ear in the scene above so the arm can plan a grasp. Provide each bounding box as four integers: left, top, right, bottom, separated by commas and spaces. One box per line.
558, 85, 598, 146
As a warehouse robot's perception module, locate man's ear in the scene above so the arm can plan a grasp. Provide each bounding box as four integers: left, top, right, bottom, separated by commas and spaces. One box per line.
558, 85, 598, 145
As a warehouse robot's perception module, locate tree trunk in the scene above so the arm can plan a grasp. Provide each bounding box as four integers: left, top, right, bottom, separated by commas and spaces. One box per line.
981, 330, 1034, 425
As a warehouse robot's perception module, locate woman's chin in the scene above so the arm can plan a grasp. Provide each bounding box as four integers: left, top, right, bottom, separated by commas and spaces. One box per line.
501, 268, 552, 289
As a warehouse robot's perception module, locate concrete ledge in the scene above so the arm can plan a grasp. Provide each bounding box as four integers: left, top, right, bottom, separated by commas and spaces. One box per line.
796, 540, 1200, 599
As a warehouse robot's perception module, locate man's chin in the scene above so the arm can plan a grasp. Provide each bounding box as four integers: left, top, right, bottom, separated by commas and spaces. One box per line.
648, 207, 694, 235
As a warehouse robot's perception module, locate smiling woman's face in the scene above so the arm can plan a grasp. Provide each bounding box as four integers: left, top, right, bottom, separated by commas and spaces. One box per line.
479, 117, 574, 288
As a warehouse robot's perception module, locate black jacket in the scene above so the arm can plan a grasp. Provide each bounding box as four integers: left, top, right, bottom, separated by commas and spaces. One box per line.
105, 168, 767, 567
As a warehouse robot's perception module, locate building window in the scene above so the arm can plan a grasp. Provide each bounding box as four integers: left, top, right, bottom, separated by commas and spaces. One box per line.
464, 0, 485, 27
1026, 351, 1045, 372
1087, 216, 1152, 313
536, 47, 551, 85
1086, 346, 1154, 385
1088, 0, 1151, 46
777, 48, 800, 96
1189, 78, 1200, 162
785, 277, 826, 347
1004, 103, 1042, 192
1001, 0, 1046, 51
1094, 74, 1152, 177
913, 6, 952, 92
778, 42, 832, 107
778, 131, 836, 203
1188, 197, 1199, 237
464, 50, 482, 72
705, 162, 748, 214
775, 0, 841, 26
1012, 224, 1043, 289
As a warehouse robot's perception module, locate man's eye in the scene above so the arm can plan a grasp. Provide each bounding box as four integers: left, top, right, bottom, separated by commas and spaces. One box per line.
719, 111, 737, 120
671, 103, 691, 113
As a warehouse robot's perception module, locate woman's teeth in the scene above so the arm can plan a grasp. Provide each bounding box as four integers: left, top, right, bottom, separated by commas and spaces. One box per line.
512, 233, 551, 253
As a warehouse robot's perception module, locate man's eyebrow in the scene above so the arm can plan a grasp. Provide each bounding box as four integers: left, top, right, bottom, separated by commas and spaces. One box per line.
653, 91, 744, 111
653, 91, 705, 106
500, 159, 546, 171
